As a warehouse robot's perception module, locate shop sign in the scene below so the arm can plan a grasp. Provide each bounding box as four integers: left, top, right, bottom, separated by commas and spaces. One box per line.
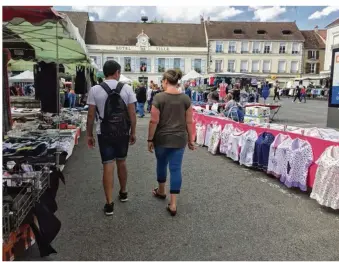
156, 47, 170, 51
115, 46, 132, 51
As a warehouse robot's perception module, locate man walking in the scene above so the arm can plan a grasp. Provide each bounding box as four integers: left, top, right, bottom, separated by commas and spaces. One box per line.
147, 82, 153, 113
273, 81, 281, 101
86, 60, 137, 216
184, 82, 192, 99
293, 85, 302, 103
135, 84, 147, 118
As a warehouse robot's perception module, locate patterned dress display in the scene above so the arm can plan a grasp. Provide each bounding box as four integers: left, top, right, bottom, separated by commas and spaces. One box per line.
196, 123, 206, 146
239, 130, 258, 167
267, 134, 291, 177
219, 124, 234, 154
253, 132, 275, 171
280, 138, 313, 191
310, 146, 339, 209
208, 125, 222, 155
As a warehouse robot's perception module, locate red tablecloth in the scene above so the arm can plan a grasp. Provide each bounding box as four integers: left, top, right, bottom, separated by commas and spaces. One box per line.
244, 103, 281, 110
192, 112, 339, 188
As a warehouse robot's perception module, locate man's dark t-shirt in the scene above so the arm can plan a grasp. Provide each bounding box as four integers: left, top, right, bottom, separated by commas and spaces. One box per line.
136, 87, 147, 103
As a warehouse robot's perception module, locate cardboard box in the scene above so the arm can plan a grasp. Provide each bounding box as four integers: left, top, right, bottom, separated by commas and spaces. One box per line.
244, 115, 270, 125
245, 106, 270, 118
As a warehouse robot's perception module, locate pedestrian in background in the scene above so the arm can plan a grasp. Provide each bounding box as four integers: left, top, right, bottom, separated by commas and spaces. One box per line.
300, 85, 307, 103
293, 85, 302, 103
147, 69, 195, 216
147, 82, 154, 113
135, 84, 147, 118
273, 81, 281, 101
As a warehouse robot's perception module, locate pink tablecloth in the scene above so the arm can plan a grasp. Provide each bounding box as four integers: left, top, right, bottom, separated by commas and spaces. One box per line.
192, 112, 339, 188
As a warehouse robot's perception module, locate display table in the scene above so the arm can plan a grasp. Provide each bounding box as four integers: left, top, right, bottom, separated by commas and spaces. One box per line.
192, 112, 339, 188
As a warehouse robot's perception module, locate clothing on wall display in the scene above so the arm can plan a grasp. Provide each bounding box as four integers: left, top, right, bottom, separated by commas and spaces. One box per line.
74, 66, 87, 94
253, 132, 275, 171
35, 62, 58, 113
239, 130, 258, 167
310, 146, 339, 209
226, 129, 244, 161
279, 138, 313, 191
219, 124, 234, 154
219, 83, 227, 99
196, 123, 206, 146
208, 125, 222, 155
267, 134, 291, 177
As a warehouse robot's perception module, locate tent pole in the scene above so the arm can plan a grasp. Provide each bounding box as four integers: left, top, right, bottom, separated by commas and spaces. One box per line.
56, 20, 60, 167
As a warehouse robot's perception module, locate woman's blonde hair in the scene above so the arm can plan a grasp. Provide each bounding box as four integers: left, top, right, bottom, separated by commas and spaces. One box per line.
162, 69, 183, 85
226, 93, 233, 101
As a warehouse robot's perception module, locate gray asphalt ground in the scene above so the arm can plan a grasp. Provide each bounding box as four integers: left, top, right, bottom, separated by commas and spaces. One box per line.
22, 99, 339, 261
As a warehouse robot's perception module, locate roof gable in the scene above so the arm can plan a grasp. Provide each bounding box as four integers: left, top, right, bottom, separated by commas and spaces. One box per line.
326, 18, 339, 29
301, 30, 325, 49
85, 21, 207, 47
206, 21, 305, 41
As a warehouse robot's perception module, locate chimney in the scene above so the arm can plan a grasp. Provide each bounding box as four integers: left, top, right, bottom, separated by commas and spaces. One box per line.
200, 15, 204, 24
314, 25, 319, 32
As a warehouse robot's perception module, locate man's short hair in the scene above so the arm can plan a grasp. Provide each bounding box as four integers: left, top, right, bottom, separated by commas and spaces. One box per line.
103, 60, 121, 78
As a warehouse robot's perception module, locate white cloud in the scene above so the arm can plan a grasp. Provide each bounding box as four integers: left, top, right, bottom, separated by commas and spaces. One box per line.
117, 7, 131, 18
140, 9, 146, 16
71, 6, 109, 20
156, 6, 243, 22
308, 6, 339, 20
251, 6, 286, 22
89, 16, 95, 21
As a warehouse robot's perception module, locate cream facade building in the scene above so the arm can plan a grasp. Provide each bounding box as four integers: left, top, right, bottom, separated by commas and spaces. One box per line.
205, 21, 305, 83
324, 19, 339, 73
84, 20, 208, 85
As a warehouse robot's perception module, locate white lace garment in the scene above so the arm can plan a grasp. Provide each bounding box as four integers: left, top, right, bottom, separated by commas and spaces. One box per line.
310, 146, 339, 210
280, 138, 313, 191
226, 129, 245, 161
267, 133, 291, 177
239, 130, 258, 167
204, 124, 213, 147
208, 125, 222, 155
196, 123, 206, 146
219, 124, 234, 154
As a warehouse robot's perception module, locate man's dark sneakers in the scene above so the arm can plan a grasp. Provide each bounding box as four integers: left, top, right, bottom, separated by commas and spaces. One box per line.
104, 202, 114, 216
119, 191, 128, 202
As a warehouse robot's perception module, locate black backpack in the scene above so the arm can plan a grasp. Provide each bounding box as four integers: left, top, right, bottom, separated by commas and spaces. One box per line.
96, 82, 131, 143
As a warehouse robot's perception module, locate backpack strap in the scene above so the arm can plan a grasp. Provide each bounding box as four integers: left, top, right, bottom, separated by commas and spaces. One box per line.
114, 82, 125, 94
99, 82, 112, 95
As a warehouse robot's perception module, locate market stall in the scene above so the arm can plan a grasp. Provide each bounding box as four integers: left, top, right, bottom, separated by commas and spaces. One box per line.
2, 6, 91, 260
192, 110, 339, 210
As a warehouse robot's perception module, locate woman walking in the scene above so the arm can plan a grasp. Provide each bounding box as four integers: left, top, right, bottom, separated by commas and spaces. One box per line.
147, 69, 195, 216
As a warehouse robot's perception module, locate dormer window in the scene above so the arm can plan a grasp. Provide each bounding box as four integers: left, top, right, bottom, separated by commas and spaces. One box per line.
234, 29, 243, 34
282, 30, 292, 35
257, 30, 266, 34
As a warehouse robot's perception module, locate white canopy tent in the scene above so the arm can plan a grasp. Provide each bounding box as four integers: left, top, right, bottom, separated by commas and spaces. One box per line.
9, 70, 34, 83
120, 74, 132, 83
182, 70, 203, 81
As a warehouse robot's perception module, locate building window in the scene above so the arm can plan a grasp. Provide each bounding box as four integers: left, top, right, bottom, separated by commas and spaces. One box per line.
252, 42, 260, 54
158, 58, 165, 73
251, 60, 259, 73
240, 60, 248, 73
263, 60, 271, 73
310, 63, 316, 73
279, 43, 286, 54
227, 60, 235, 72
291, 61, 299, 73
194, 59, 202, 73
216, 41, 223, 53
308, 50, 319, 60
228, 41, 236, 53
174, 58, 181, 70
292, 43, 300, 54
241, 42, 249, 53
91, 56, 102, 70
264, 42, 271, 54
140, 58, 147, 72
278, 61, 286, 73
124, 57, 131, 72
215, 60, 222, 73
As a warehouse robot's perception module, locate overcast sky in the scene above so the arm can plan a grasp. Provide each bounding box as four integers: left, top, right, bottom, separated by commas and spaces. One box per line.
55, 6, 339, 29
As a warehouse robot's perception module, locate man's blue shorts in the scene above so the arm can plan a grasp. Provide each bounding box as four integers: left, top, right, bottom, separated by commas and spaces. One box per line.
97, 135, 129, 164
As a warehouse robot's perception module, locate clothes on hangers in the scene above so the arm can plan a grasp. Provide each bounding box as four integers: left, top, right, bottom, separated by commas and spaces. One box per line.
74, 66, 87, 94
